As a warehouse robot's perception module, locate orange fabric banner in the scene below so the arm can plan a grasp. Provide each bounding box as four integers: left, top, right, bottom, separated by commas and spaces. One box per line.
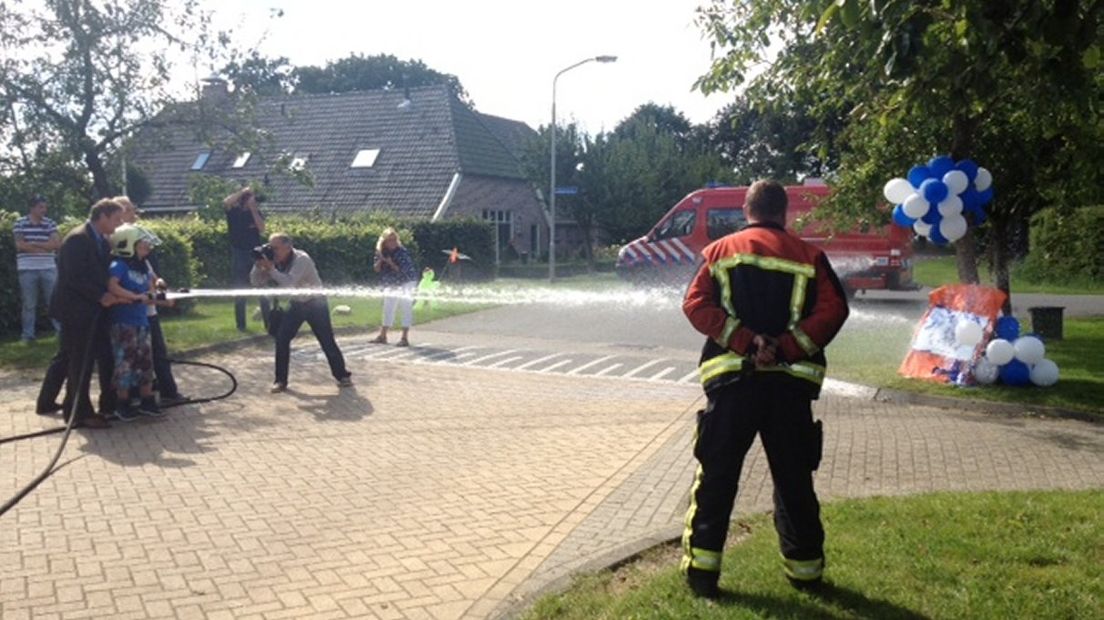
899, 284, 1008, 384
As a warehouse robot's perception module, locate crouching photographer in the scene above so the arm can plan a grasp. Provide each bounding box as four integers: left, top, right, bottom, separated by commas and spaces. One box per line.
249, 233, 353, 393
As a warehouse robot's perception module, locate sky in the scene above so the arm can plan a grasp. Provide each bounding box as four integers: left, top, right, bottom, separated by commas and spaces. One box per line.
206, 0, 733, 134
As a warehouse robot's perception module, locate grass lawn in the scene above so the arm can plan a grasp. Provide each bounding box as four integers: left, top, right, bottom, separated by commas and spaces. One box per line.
0, 294, 485, 370
913, 255, 1104, 295
829, 316, 1104, 417
523, 490, 1104, 620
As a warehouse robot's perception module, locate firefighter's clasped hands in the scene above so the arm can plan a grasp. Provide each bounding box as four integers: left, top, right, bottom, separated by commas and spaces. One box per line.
752, 334, 779, 368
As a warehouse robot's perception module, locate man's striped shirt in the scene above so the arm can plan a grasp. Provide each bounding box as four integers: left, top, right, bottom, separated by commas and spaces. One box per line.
13, 216, 59, 271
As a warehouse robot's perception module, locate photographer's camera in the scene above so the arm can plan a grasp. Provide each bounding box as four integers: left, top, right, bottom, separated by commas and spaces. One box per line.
251, 243, 275, 261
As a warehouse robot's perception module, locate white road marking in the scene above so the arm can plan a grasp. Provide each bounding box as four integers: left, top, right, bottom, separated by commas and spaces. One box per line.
462, 349, 520, 366
566, 355, 616, 375
538, 359, 574, 373
486, 356, 525, 368
648, 367, 676, 381
623, 359, 664, 379
594, 363, 623, 377
678, 369, 700, 384
515, 353, 562, 370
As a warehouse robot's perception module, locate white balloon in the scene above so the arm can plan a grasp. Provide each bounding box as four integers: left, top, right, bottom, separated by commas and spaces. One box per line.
955, 321, 984, 347
902, 193, 929, 219
974, 358, 999, 385
940, 214, 968, 242
942, 170, 969, 195
1013, 336, 1046, 365
937, 195, 964, 217
913, 221, 933, 237
1029, 359, 1059, 387
884, 178, 914, 204
975, 167, 993, 192
985, 339, 1015, 366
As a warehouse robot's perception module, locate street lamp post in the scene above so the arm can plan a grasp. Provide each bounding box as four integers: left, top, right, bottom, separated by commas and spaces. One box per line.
549, 55, 617, 282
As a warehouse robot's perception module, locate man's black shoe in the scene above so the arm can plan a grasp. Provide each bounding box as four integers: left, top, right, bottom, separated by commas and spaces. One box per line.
686, 569, 721, 599
787, 576, 824, 592
36, 402, 63, 415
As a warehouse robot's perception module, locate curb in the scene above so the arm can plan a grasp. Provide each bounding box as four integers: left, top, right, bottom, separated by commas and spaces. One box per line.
870, 387, 1102, 425
495, 525, 683, 620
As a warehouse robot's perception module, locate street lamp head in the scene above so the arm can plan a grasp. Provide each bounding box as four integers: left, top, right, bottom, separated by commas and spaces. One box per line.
595, 55, 618, 63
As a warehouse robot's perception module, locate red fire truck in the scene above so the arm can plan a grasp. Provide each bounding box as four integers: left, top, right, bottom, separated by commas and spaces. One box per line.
615, 183, 918, 295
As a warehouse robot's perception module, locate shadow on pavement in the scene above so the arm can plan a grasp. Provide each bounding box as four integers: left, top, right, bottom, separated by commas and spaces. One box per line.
288, 387, 374, 422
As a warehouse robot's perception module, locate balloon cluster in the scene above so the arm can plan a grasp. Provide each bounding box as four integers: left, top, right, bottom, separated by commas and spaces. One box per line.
883, 155, 994, 245
955, 316, 1059, 387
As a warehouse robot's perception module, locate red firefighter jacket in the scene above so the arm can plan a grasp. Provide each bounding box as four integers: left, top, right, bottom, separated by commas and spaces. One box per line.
683, 221, 850, 397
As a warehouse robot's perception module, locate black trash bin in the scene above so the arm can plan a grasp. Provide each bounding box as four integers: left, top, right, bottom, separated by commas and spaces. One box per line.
1028, 306, 1065, 340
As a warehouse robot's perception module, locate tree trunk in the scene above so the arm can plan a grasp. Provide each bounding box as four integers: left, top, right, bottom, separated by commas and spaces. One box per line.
950, 113, 980, 285
83, 144, 114, 199
580, 220, 595, 273
989, 217, 1013, 315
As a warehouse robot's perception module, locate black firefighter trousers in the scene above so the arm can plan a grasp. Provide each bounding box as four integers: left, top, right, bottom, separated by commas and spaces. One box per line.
682, 375, 824, 582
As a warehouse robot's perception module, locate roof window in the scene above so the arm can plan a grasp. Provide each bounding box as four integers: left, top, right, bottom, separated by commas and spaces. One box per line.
190, 151, 211, 171
232, 152, 251, 168
351, 148, 381, 168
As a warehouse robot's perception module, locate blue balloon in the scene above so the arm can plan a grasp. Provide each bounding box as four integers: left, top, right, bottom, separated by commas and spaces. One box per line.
921, 206, 942, 224
892, 205, 916, 228
968, 205, 987, 225
996, 316, 1020, 341
961, 188, 981, 210
999, 359, 1031, 386
920, 179, 949, 204
977, 187, 994, 205
908, 165, 932, 188
929, 226, 949, 245
928, 155, 955, 177
955, 159, 980, 181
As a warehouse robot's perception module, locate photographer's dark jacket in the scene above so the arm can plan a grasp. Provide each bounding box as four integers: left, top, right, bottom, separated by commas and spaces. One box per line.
683, 221, 850, 398
250, 248, 324, 302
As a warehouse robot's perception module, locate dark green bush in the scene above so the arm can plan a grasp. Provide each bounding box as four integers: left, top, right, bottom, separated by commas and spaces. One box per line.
0, 211, 20, 335
1021, 206, 1104, 282
409, 219, 495, 280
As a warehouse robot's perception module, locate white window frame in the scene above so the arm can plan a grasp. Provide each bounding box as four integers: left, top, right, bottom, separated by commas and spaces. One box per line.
232, 152, 251, 168
351, 148, 381, 168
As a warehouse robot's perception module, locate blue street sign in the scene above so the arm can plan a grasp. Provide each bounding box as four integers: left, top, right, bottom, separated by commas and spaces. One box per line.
555, 186, 579, 196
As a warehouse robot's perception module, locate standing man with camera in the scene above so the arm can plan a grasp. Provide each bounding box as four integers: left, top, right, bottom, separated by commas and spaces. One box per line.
224, 186, 269, 332
250, 233, 353, 393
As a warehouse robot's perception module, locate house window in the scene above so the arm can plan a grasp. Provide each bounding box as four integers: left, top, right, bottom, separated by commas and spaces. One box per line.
232, 152, 251, 168
482, 210, 513, 254
351, 148, 381, 168
190, 151, 211, 171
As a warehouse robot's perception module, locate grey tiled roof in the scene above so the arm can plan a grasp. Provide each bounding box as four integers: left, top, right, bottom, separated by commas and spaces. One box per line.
129, 84, 537, 218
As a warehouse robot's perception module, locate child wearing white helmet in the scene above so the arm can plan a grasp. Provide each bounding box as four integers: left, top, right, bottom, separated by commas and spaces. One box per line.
106, 223, 163, 422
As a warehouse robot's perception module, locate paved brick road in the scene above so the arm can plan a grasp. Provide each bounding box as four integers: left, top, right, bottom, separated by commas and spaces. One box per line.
2, 333, 1102, 619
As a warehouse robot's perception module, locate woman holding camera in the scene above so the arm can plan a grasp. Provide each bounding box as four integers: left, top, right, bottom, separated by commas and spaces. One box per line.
370, 228, 418, 347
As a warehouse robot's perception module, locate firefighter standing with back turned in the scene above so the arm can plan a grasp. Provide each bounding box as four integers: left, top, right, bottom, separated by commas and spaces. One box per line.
680, 180, 850, 598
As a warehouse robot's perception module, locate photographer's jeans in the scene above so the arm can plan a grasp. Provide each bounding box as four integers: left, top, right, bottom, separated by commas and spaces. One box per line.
231, 247, 270, 330
274, 297, 349, 386
18, 267, 61, 341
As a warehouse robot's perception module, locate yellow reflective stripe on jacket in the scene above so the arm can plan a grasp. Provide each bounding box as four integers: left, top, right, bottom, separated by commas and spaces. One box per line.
715, 316, 740, 348
788, 273, 809, 329
782, 556, 824, 581
712, 262, 737, 317
712, 253, 815, 279
757, 361, 826, 385
699, 352, 746, 385
791, 326, 820, 356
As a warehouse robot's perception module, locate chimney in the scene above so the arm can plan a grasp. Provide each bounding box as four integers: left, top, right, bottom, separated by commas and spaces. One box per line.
200, 74, 229, 104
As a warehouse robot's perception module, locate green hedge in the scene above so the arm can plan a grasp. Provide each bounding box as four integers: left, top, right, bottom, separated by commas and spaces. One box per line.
1021, 206, 1104, 282
1, 211, 494, 336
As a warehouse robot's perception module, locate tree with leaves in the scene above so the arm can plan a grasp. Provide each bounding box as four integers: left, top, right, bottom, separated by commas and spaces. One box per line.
293, 53, 470, 103
696, 0, 1104, 306
0, 0, 218, 200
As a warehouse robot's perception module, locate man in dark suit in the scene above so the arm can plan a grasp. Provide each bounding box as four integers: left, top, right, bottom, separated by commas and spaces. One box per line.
36, 199, 125, 428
